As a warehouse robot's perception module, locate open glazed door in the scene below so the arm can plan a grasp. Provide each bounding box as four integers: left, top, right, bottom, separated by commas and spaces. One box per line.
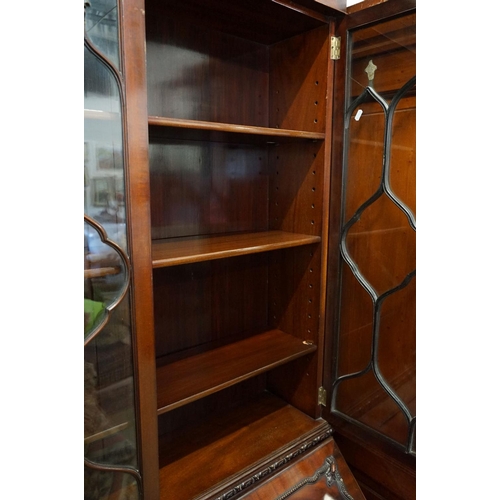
324, 2, 416, 499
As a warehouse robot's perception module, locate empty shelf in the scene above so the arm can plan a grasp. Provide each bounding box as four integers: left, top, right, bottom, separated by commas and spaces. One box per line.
148, 116, 326, 142
152, 230, 321, 268
156, 329, 317, 414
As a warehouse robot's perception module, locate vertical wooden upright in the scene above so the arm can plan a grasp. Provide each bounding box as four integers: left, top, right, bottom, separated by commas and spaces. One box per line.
119, 0, 160, 498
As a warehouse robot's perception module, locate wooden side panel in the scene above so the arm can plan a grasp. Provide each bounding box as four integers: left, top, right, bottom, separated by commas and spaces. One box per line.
267, 244, 322, 416
269, 141, 325, 236
264, 121, 325, 415
119, 0, 160, 498
270, 24, 329, 133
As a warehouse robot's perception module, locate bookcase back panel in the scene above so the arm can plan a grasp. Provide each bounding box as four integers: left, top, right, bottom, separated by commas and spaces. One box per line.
153, 254, 269, 360
149, 139, 269, 239
146, 15, 269, 126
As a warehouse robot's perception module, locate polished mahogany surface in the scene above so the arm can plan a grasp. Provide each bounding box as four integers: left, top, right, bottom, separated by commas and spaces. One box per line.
240, 437, 365, 500
87, 0, 418, 500
156, 329, 317, 413
149, 117, 326, 141
152, 231, 321, 267
158, 392, 331, 500
144, 1, 335, 496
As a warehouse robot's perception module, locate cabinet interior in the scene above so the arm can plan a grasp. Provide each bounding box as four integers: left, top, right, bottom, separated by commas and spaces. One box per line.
144, 0, 332, 497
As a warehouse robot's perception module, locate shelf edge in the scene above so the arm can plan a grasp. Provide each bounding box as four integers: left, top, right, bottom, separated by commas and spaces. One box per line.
156, 330, 317, 415
148, 116, 326, 140
152, 232, 321, 268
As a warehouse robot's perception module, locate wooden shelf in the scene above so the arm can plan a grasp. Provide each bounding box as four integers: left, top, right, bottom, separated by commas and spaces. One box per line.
158, 391, 331, 500
84, 422, 129, 445
156, 329, 317, 414
148, 116, 325, 143
84, 109, 119, 121
152, 230, 321, 268
84, 266, 121, 279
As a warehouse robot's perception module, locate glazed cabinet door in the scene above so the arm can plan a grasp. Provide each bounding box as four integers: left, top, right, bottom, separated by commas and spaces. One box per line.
84, 1, 158, 499
325, 2, 416, 499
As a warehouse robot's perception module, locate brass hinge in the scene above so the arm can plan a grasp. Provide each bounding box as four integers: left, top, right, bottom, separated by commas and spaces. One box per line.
318, 386, 327, 407
331, 36, 341, 60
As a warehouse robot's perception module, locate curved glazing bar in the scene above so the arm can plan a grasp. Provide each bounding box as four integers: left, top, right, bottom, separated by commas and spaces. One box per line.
339, 188, 384, 303
85, 456, 142, 489
344, 80, 416, 231
371, 273, 416, 434
84, 0, 121, 70
383, 76, 417, 230
408, 416, 416, 453
84, 215, 130, 346
340, 87, 387, 301
332, 271, 416, 432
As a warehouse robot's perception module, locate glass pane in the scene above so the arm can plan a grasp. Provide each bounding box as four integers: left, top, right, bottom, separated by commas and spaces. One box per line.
84, 46, 125, 230
349, 13, 416, 103
390, 92, 416, 217
336, 260, 373, 378
84, 0, 120, 70
332, 12, 416, 452
84, 221, 128, 336
343, 99, 385, 224
85, 468, 140, 500
85, 19, 140, 498
84, 294, 137, 468
345, 194, 416, 296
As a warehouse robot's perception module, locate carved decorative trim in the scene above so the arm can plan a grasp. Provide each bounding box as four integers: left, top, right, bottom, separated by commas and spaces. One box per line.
273, 455, 355, 500
216, 428, 333, 500
332, 458, 356, 500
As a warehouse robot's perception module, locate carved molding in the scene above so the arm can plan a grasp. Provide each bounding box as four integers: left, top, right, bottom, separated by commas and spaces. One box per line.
273, 455, 355, 500
216, 428, 333, 500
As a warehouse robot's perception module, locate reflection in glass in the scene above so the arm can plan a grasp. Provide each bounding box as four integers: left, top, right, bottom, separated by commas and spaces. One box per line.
85, 11, 140, 498
332, 12, 416, 453
84, 219, 128, 338
345, 195, 416, 296
85, 468, 140, 500
389, 91, 416, 216
343, 100, 385, 224
84, 0, 120, 69
84, 295, 137, 468
84, 45, 125, 231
